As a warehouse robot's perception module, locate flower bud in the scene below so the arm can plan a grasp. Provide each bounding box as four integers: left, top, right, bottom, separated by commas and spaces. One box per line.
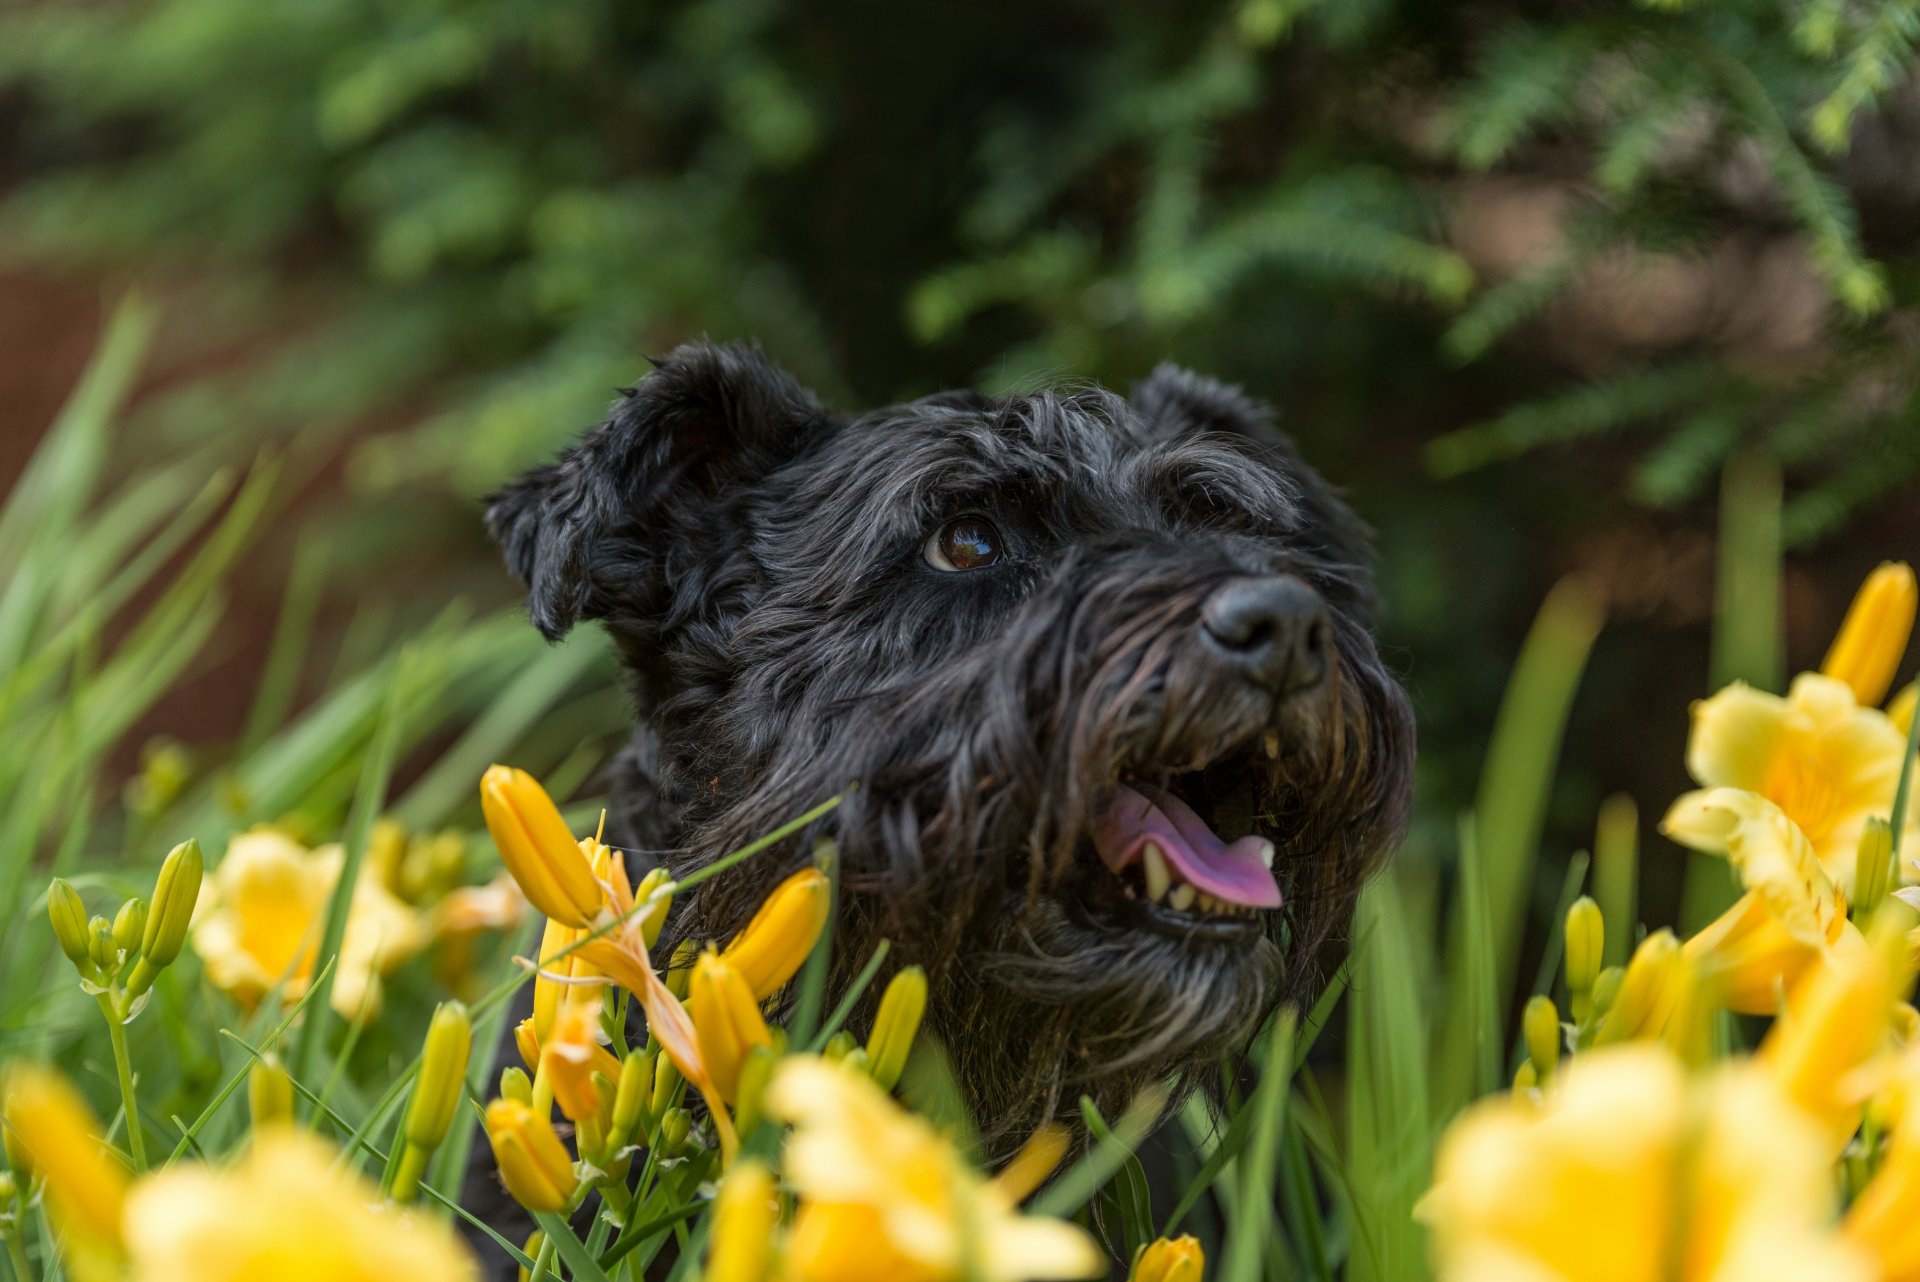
1, 1064, 128, 1249
1130, 1234, 1205, 1282
1823, 561, 1918, 708
1512, 1060, 1538, 1097
499, 1067, 533, 1106
718, 867, 830, 1002
822, 1030, 858, 1062
405, 1002, 472, 1152
0, 1169, 16, 1206
688, 951, 772, 1104
126, 839, 202, 999
86, 916, 117, 972
484, 1098, 578, 1213
112, 899, 148, 956
865, 965, 927, 1092
1523, 995, 1561, 1083
480, 765, 602, 928
656, 1107, 691, 1157
1856, 818, 1896, 919
1595, 930, 1682, 1045
248, 1056, 295, 1129
513, 1016, 540, 1073
664, 939, 699, 1001
610, 1051, 653, 1151
1589, 965, 1625, 1017
705, 1159, 777, 1282
634, 866, 673, 951
649, 1050, 682, 1122
732, 1044, 780, 1138
1563, 897, 1603, 1020
47, 880, 93, 973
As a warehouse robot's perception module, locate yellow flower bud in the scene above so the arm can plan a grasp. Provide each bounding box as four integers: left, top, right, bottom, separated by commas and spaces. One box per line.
1891, 682, 1918, 736
649, 1048, 682, 1122
705, 1159, 777, 1282
718, 867, 830, 1002
1523, 995, 1561, 1083
865, 965, 927, 1092
1594, 930, 1682, 1046
665, 939, 699, 1001
516, 1230, 547, 1282
480, 765, 602, 928
499, 1067, 533, 1106
405, 1001, 472, 1152
1822, 561, 1918, 708
532, 916, 586, 1045
822, 1030, 858, 1062
732, 1044, 779, 1138
610, 1050, 653, 1150
689, 951, 772, 1105
542, 1002, 619, 1125
112, 898, 148, 955
1511, 1059, 1538, 1096
514, 1016, 541, 1072
47, 879, 93, 972
1, 1063, 128, 1249
0, 1170, 15, 1206
247, 1056, 295, 1129
126, 839, 202, 998
484, 1098, 578, 1214
1856, 818, 1896, 919
1130, 1234, 1205, 1282
1563, 897, 1603, 1017
634, 866, 673, 951
87, 916, 116, 972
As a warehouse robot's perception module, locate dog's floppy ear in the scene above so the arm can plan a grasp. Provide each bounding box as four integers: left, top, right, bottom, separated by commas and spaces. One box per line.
1128, 363, 1285, 445
486, 341, 833, 640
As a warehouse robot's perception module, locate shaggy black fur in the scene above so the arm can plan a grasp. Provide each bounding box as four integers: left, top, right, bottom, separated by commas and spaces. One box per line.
487, 342, 1414, 1155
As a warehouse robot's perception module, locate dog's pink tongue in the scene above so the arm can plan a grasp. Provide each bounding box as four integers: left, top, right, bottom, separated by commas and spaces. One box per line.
1091, 783, 1282, 910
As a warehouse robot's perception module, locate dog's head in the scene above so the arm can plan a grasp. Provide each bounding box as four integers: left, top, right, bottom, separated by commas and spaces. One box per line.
488, 342, 1414, 1148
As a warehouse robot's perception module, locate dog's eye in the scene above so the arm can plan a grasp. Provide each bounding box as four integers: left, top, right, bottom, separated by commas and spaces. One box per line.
925, 516, 1002, 572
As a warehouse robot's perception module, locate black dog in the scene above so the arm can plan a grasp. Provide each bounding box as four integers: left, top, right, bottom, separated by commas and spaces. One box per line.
487, 342, 1413, 1156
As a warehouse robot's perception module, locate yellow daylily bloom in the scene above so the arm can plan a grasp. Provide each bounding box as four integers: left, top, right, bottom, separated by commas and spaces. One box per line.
541, 999, 621, 1125
704, 1158, 778, 1282
429, 874, 527, 996
1683, 674, 1915, 892
766, 1055, 1103, 1282
1846, 1073, 1920, 1280
1823, 562, 1917, 709
1, 1062, 128, 1250
1593, 930, 1685, 1045
1130, 1235, 1204, 1282
480, 764, 604, 928
1419, 1044, 1873, 1282
719, 866, 831, 1002
689, 950, 773, 1106
1664, 788, 1851, 1012
1760, 908, 1915, 1147
190, 829, 425, 1020
125, 1127, 476, 1282
484, 1098, 578, 1214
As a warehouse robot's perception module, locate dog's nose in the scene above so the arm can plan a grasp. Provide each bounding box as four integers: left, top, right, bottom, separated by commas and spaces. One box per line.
1201, 577, 1330, 696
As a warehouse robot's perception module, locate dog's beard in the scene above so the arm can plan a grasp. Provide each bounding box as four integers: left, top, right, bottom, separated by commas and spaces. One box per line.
650, 552, 1412, 1153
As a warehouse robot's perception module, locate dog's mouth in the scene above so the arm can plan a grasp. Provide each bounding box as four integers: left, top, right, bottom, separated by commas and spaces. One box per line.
1065, 741, 1285, 941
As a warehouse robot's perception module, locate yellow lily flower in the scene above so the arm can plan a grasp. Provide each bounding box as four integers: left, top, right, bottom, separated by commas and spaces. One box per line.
480, 764, 604, 928
689, 949, 773, 1106
720, 866, 831, 1002
1419, 1044, 1873, 1282
189, 829, 425, 1020
484, 1098, 578, 1214
1682, 675, 1915, 892
124, 1127, 476, 1282
766, 1055, 1103, 1282
1823, 562, 1917, 709
1845, 1056, 1920, 1282
541, 999, 621, 1125
1, 1063, 128, 1252
1760, 907, 1914, 1147
1130, 1235, 1205, 1282
1664, 788, 1851, 1012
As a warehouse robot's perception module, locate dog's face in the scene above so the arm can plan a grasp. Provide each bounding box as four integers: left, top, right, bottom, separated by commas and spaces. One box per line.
489, 343, 1414, 1148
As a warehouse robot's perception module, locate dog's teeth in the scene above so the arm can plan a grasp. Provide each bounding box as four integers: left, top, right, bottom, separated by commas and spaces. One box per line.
1263, 732, 1281, 760
1142, 843, 1171, 902
1256, 840, 1276, 870
1169, 884, 1196, 911
1197, 892, 1218, 913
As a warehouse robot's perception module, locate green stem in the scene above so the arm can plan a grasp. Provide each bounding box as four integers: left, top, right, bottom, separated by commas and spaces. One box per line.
527, 1233, 558, 1282
96, 992, 146, 1171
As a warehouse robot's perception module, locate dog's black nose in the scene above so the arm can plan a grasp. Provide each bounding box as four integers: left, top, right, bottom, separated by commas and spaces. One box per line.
1201, 577, 1330, 696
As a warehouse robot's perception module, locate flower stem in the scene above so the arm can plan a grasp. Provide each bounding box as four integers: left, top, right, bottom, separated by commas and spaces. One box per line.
525, 1233, 557, 1282
6, 1228, 33, 1282
95, 992, 147, 1171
